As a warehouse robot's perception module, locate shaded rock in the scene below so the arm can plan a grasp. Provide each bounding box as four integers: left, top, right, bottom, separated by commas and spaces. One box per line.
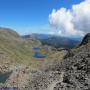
80, 33, 90, 46
0, 71, 12, 83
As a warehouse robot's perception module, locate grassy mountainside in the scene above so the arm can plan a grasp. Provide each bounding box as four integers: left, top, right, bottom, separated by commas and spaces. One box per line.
0, 28, 34, 64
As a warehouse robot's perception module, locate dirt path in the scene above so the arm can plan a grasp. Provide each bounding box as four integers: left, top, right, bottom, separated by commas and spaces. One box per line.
44, 72, 64, 90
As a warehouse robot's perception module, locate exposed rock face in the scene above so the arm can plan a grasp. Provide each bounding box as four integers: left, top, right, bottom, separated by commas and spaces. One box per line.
53, 43, 90, 90
80, 33, 90, 46
27, 33, 90, 90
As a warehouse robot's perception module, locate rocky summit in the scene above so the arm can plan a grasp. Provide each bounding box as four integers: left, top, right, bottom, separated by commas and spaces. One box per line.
27, 33, 90, 90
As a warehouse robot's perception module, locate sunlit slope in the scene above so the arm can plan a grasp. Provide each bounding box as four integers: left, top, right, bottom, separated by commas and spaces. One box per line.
0, 28, 67, 71
0, 28, 34, 64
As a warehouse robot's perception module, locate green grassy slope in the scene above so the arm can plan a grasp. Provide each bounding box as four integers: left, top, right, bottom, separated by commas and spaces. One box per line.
0, 28, 35, 64
0, 28, 67, 71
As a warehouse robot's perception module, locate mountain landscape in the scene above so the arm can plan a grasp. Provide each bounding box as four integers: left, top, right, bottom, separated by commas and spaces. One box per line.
0, 28, 68, 89
0, 0, 90, 90
0, 28, 90, 90
23, 34, 81, 48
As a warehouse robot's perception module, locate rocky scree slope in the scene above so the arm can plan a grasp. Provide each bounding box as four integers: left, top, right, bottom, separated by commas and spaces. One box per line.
27, 33, 90, 90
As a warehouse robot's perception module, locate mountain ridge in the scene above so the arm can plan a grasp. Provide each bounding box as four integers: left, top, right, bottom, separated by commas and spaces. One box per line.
22, 33, 81, 48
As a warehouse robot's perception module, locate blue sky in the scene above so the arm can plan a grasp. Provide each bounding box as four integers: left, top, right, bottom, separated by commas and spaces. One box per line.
0, 0, 84, 35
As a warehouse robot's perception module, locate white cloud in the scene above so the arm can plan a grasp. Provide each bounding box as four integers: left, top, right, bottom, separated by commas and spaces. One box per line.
49, 0, 90, 37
